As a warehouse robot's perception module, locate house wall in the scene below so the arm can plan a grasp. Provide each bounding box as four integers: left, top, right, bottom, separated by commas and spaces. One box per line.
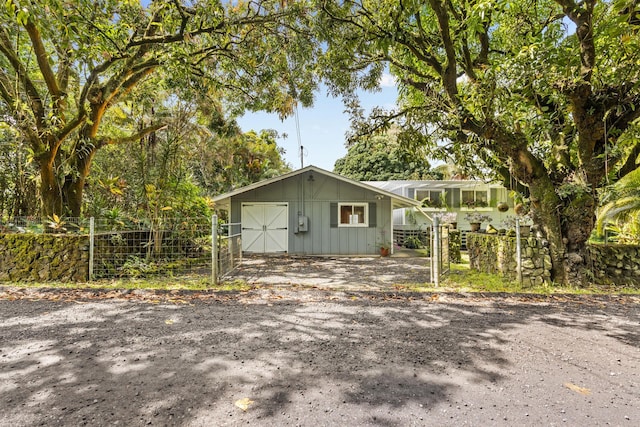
230, 172, 392, 255
389, 184, 515, 231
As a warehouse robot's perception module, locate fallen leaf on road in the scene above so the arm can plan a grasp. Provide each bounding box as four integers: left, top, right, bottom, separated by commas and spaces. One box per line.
564, 382, 591, 395
165, 319, 174, 325
234, 397, 254, 411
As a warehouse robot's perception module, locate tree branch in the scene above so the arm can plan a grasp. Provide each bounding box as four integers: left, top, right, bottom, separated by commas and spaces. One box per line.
555, 0, 596, 81
24, 18, 61, 102
0, 72, 41, 147
0, 28, 45, 130
617, 141, 640, 179
428, 0, 459, 101
98, 123, 168, 149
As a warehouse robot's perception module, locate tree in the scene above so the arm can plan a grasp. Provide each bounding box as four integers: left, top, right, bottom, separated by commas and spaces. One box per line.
87, 97, 212, 222
0, 0, 316, 217
193, 104, 291, 194
87, 96, 291, 220
312, 0, 640, 284
0, 123, 38, 217
596, 167, 640, 244
333, 133, 440, 180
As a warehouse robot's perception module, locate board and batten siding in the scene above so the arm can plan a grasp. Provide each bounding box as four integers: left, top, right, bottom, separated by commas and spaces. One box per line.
229, 171, 391, 255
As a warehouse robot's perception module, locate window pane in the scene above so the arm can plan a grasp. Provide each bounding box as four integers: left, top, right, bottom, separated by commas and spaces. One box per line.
353, 205, 365, 224
340, 205, 352, 224
415, 190, 429, 200
476, 191, 487, 203
461, 191, 474, 203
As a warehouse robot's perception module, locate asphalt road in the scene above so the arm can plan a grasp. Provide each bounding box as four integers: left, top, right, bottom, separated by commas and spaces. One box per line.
1, 290, 639, 426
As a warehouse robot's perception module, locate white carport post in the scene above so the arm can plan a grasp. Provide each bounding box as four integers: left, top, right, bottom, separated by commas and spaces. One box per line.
516, 217, 523, 284
212, 214, 218, 286
390, 200, 394, 255
413, 206, 436, 284
432, 215, 440, 286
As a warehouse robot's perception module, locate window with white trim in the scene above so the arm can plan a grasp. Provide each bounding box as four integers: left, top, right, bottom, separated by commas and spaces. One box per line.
415, 189, 444, 208
338, 203, 368, 226
461, 190, 489, 207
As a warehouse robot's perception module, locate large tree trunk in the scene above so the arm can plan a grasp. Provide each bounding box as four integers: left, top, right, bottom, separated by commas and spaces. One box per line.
39, 159, 63, 218
62, 147, 96, 217
529, 174, 597, 285
62, 177, 84, 218
560, 192, 597, 284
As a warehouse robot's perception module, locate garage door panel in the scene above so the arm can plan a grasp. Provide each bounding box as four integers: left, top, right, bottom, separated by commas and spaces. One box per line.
242, 229, 264, 253
242, 205, 263, 230
241, 203, 288, 253
264, 229, 288, 252
265, 204, 288, 229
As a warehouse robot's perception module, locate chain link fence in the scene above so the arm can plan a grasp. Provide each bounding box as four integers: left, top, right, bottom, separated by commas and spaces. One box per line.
0, 216, 242, 283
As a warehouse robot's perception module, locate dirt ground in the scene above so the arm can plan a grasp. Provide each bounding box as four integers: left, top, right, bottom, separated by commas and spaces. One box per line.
225, 254, 432, 290
1, 286, 639, 427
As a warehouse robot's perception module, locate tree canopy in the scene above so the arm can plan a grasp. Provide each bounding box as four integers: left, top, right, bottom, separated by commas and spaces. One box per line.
312, 0, 640, 283
0, 0, 316, 217
333, 132, 440, 181
86, 96, 290, 223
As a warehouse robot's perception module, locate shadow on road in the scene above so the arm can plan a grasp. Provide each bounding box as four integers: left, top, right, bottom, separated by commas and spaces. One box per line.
0, 294, 638, 425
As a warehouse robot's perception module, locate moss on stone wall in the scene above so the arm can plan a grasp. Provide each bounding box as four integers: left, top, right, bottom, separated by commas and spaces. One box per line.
467, 233, 551, 287
587, 244, 640, 286
0, 234, 89, 282
469, 234, 640, 287
449, 230, 461, 263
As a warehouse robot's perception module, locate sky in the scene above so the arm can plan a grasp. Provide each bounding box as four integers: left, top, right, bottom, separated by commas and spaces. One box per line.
237, 75, 399, 172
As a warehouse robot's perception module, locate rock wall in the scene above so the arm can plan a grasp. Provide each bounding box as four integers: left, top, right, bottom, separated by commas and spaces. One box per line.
449, 230, 461, 263
588, 244, 640, 286
0, 234, 89, 282
467, 233, 552, 286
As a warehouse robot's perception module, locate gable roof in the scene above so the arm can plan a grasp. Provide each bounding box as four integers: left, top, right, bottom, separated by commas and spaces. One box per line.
212, 165, 420, 209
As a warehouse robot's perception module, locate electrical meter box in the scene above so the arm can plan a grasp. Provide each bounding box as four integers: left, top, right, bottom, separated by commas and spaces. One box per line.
297, 215, 309, 232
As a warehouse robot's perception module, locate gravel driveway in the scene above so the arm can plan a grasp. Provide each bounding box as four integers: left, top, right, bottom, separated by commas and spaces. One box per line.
224, 255, 432, 289
1, 289, 639, 426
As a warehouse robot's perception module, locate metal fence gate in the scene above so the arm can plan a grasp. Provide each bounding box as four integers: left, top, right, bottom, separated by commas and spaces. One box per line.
1, 215, 242, 284
90, 215, 242, 283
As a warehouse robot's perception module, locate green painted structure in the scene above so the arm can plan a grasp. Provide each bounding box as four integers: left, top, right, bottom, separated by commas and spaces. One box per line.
213, 166, 419, 255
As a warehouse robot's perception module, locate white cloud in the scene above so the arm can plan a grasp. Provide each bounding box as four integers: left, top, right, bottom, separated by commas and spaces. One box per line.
379, 72, 397, 88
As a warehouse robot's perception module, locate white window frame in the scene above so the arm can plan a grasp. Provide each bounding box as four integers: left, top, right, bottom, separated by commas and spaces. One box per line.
416, 189, 444, 207
461, 189, 490, 207
338, 202, 369, 227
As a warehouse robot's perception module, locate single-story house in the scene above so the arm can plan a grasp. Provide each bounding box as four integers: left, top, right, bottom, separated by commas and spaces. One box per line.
212, 166, 419, 255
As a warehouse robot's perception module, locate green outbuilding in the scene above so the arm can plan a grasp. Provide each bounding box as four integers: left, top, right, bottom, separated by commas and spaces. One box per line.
212, 165, 419, 255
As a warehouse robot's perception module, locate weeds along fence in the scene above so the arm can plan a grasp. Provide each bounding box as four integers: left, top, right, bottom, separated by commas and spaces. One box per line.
0, 215, 241, 283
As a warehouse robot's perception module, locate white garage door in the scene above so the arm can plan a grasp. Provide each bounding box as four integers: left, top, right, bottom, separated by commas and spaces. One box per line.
241, 203, 288, 253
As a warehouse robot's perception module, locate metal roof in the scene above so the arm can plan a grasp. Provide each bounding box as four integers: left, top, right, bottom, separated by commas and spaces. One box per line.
364, 180, 505, 192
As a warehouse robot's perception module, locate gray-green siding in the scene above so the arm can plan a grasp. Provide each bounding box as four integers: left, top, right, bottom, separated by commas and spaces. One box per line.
228, 172, 391, 255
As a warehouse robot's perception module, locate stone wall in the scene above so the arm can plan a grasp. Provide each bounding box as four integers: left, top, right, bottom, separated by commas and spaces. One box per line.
588, 244, 640, 286
467, 233, 552, 286
0, 234, 89, 282
449, 230, 461, 263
